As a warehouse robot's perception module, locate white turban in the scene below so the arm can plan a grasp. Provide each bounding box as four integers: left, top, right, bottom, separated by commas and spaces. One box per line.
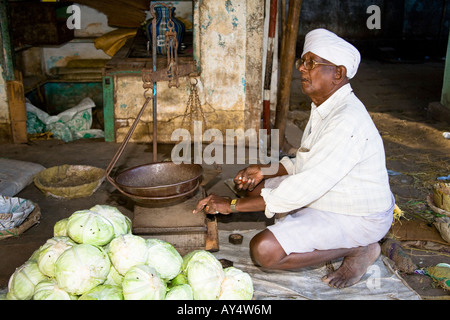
301, 28, 361, 79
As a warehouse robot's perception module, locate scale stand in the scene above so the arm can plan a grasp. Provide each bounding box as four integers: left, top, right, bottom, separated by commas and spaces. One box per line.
143, 2, 199, 162
106, 3, 199, 180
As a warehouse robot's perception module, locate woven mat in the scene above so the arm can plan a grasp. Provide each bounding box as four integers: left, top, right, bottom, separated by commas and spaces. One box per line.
214, 229, 421, 300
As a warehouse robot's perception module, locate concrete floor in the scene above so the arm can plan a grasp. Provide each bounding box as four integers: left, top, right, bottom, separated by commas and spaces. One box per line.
1, 57, 449, 297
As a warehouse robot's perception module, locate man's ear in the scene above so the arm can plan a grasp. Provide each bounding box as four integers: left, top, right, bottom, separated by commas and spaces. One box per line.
334, 66, 348, 84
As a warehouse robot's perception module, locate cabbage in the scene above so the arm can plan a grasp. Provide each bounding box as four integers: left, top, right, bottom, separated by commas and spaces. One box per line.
53, 218, 69, 236
122, 265, 166, 300
165, 284, 193, 300
78, 284, 124, 300
7, 261, 47, 300
54, 244, 110, 295
146, 239, 182, 281
37, 236, 76, 277
170, 273, 188, 287
66, 209, 115, 246
28, 247, 41, 263
186, 260, 224, 300
182, 250, 222, 272
106, 234, 148, 275
219, 267, 253, 300
33, 279, 77, 300
65, 206, 130, 246
104, 264, 124, 287
182, 250, 224, 300
6, 203, 256, 301
89, 205, 131, 236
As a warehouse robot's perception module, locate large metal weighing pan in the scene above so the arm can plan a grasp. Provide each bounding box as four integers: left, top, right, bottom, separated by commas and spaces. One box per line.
121, 180, 200, 207
104, 93, 203, 206
114, 162, 203, 198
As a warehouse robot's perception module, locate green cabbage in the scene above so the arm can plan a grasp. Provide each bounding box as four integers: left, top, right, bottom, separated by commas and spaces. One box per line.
28, 247, 42, 263
219, 267, 253, 300
122, 265, 166, 300
170, 273, 188, 287
89, 205, 131, 237
54, 244, 110, 295
106, 234, 148, 275
66, 209, 115, 246
146, 239, 182, 281
165, 283, 193, 300
7, 261, 48, 300
103, 264, 124, 287
33, 279, 77, 300
53, 218, 69, 237
182, 250, 224, 300
5, 203, 256, 301
78, 284, 124, 300
37, 236, 76, 277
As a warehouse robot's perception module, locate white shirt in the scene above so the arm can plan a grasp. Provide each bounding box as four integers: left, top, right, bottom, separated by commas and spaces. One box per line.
261, 83, 393, 218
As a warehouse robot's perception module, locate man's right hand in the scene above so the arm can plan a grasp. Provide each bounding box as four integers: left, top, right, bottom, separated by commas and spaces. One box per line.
233, 165, 264, 191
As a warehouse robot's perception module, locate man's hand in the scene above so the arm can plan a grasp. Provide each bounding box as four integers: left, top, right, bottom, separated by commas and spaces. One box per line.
233, 165, 264, 191
193, 194, 232, 214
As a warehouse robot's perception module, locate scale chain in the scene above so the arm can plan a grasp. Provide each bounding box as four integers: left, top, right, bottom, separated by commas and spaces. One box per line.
182, 78, 207, 134
165, 7, 179, 88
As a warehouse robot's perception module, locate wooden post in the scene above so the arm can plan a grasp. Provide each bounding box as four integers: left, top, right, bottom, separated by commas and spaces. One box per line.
0, 0, 15, 81
274, 0, 302, 148
280, 0, 287, 58
441, 32, 450, 109
102, 76, 115, 142
263, 0, 278, 135
1, 0, 27, 143
7, 71, 28, 143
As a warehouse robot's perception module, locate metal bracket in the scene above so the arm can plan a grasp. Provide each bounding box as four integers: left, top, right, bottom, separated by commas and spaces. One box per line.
141, 60, 198, 87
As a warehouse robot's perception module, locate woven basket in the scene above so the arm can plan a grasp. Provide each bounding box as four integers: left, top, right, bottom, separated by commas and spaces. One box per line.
34, 165, 105, 199
427, 193, 450, 244
434, 216, 450, 244
432, 182, 450, 212
0, 203, 41, 240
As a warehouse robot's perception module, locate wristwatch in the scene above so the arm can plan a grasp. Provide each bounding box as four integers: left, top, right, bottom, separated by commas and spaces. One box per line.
230, 199, 238, 213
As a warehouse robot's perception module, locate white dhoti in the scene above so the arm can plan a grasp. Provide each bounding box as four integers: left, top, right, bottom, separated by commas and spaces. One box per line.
265, 176, 394, 255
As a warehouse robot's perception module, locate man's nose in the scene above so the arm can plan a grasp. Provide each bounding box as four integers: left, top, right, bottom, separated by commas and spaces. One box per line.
298, 65, 308, 74
297, 61, 307, 73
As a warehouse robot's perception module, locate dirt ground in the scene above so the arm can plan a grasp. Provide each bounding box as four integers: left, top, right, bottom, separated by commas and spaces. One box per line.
0, 58, 449, 299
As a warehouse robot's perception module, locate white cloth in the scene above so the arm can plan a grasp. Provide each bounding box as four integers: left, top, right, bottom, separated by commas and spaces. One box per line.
268, 205, 393, 255
261, 84, 393, 218
302, 28, 361, 79
265, 175, 394, 254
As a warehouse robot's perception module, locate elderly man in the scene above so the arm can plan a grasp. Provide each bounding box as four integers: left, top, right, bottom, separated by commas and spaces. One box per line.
193, 28, 394, 289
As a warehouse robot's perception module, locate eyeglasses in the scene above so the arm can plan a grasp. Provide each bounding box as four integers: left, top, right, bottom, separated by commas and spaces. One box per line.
295, 58, 336, 71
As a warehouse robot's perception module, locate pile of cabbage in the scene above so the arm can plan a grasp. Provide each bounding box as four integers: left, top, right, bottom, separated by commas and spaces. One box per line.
5, 205, 253, 300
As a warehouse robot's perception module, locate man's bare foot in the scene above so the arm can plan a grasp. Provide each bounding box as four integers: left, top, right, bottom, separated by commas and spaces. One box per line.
321, 243, 381, 288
